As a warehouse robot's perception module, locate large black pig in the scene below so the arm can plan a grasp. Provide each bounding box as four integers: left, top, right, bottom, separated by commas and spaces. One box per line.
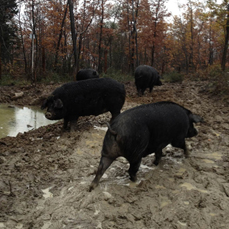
89, 101, 203, 191
41, 78, 126, 130
76, 68, 99, 81
135, 65, 162, 95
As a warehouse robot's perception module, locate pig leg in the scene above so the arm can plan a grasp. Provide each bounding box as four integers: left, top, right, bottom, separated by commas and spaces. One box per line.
89, 156, 114, 191
137, 88, 142, 96
70, 118, 79, 131
141, 88, 146, 95
182, 141, 189, 158
149, 86, 154, 93
136, 85, 144, 96
63, 118, 69, 129
154, 148, 163, 165
172, 139, 189, 158
128, 159, 142, 182
63, 117, 78, 131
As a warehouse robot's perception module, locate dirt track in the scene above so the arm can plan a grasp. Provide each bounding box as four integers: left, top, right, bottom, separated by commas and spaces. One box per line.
0, 80, 229, 229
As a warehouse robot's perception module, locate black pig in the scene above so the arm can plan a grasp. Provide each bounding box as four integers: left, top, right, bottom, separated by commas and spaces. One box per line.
135, 65, 162, 95
76, 68, 99, 81
89, 101, 203, 191
41, 78, 126, 130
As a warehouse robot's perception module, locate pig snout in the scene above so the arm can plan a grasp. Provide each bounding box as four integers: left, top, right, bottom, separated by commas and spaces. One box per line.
187, 127, 198, 138
158, 80, 162, 86
45, 112, 53, 119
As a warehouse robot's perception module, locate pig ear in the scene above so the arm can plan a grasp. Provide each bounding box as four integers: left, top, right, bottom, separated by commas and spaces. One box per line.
41, 99, 48, 110
190, 114, 204, 123
54, 99, 63, 109
41, 95, 54, 109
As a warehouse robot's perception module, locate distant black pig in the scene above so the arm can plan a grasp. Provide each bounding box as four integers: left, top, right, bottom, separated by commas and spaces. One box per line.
89, 101, 203, 191
41, 78, 126, 130
135, 65, 162, 95
76, 68, 99, 81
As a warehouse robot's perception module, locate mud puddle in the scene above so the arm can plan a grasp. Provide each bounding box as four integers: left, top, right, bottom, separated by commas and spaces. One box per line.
0, 104, 56, 138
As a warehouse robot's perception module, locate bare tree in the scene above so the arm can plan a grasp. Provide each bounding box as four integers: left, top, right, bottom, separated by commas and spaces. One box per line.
54, 3, 68, 71
98, 0, 104, 74
221, 4, 229, 71
68, 0, 77, 78
131, 0, 139, 73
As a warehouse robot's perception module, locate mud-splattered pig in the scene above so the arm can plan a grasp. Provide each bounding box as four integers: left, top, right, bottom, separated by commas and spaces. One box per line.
90, 101, 203, 191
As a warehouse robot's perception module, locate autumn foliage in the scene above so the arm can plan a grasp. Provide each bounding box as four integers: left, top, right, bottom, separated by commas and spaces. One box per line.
0, 0, 229, 82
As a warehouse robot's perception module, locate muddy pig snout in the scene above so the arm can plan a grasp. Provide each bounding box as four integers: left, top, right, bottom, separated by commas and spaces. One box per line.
45, 112, 54, 119
187, 128, 198, 138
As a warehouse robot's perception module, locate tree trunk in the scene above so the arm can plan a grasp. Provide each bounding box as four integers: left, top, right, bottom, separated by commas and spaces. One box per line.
109, 39, 112, 68
63, 31, 68, 73
132, 0, 139, 72
208, 19, 213, 65
18, 10, 28, 74
77, 0, 86, 72
151, 44, 155, 66
104, 49, 108, 73
131, 32, 135, 75
78, 34, 82, 72
98, 0, 104, 74
55, 3, 68, 71
0, 40, 1, 80
189, 7, 194, 72
221, 4, 229, 71
135, 12, 139, 68
130, 0, 138, 75
151, 1, 159, 67
68, 0, 77, 78
31, 0, 35, 82
42, 47, 45, 74
126, 0, 131, 72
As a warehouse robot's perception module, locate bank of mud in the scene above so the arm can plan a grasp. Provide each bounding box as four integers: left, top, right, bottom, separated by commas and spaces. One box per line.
0, 80, 229, 229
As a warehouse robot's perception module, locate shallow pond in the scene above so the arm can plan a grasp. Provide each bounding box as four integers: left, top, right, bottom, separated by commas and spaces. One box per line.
0, 104, 56, 138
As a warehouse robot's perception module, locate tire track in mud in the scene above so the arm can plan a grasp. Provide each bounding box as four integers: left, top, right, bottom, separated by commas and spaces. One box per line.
0, 80, 229, 229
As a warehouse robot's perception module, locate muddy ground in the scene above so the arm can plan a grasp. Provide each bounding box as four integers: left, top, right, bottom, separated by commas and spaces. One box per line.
0, 80, 229, 229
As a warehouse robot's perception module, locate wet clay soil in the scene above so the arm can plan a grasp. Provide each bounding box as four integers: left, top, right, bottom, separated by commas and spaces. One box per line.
0, 80, 229, 229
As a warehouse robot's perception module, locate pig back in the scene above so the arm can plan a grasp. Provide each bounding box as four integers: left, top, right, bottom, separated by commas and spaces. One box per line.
52, 78, 125, 116
76, 68, 99, 81
109, 102, 191, 158
112, 102, 190, 135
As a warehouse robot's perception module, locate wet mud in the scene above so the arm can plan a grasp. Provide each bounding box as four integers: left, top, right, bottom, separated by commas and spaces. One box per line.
0, 80, 229, 229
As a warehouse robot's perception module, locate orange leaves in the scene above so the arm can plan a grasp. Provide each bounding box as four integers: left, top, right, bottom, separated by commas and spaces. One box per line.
10, 0, 229, 76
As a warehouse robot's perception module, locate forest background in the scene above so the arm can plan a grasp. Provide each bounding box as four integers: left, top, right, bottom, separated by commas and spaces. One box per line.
0, 0, 229, 96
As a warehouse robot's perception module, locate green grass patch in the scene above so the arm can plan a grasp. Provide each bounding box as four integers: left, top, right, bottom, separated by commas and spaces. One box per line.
101, 68, 134, 83
162, 71, 184, 83
39, 72, 73, 84
0, 74, 29, 86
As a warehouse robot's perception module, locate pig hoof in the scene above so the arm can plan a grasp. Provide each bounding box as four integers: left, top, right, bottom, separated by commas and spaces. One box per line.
130, 175, 137, 182
185, 154, 190, 158
184, 150, 190, 158
89, 182, 97, 192
89, 185, 94, 192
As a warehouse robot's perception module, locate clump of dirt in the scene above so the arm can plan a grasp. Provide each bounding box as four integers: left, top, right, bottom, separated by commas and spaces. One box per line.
0, 80, 229, 229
